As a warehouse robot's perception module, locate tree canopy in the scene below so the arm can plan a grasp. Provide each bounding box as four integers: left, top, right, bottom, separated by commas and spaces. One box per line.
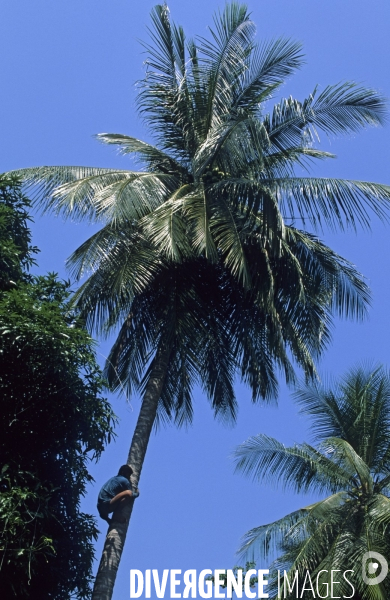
235, 364, 390, 599
0, 175, 116, 599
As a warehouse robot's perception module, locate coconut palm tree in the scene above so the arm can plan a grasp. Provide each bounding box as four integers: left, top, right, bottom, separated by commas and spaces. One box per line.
70, 217, 369, 599
235, 364, 390, 599
8, 3, 390, 598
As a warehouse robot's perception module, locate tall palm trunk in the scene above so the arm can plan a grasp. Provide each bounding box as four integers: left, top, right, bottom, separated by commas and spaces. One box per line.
92, 342, 171, 600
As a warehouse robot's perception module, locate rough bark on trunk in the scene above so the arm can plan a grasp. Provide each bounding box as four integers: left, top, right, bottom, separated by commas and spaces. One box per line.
91, 342, 171, 600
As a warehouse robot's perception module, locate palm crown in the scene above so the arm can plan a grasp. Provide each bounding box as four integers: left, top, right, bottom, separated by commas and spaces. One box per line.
12, 2, 388, 410
235, 364, 390, 599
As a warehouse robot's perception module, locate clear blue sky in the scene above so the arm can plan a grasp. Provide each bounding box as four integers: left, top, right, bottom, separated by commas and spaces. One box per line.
2, 1, 390, 598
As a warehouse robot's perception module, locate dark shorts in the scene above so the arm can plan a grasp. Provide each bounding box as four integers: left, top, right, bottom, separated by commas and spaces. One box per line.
97, 500, 112, 520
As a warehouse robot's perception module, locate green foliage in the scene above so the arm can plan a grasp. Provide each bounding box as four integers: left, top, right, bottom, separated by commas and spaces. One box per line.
0, 174, 37, 288
235, 364, 390, 599
0, 181, 116, 598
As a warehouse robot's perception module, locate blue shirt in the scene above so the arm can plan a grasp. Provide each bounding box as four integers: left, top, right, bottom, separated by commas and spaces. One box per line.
97, 475, 131, 505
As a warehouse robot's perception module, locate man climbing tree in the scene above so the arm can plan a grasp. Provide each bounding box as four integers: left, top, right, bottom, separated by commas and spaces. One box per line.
97, 465, 139, 525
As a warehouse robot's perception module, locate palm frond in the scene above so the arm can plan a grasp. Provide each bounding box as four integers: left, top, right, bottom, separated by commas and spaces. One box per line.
198, 3, 255, 132
283, 227, 370, 321
193, 113, 256, 176
95, 133, 188, 176
137, 5, 192, 159
265, 82, 387, 152
232, 38, 303, 113
143, 4, 183, 81
295, 365, 390, 472
8, 166, 130, 220
234, 434, 352, 493
57, 171, 175, 224
367, 494, 390, 530
264, 147, 336, 179
69, 228, 160, 333
321, 437, 373, 491
294, 380, 351, 443
182, 190, 219, 261
270, 177, 390, 231
141, 186, 194, 261
237, 508, 308, 562
310, 82, 387, 132
210, 198, 251, 286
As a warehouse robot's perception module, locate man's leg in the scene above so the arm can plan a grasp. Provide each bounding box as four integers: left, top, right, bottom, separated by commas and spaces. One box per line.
109, 491, 132, 523
98, 502, 112, 525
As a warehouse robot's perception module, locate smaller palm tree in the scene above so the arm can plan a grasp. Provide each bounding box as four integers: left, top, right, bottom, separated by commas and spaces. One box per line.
234, 364, 390, 599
